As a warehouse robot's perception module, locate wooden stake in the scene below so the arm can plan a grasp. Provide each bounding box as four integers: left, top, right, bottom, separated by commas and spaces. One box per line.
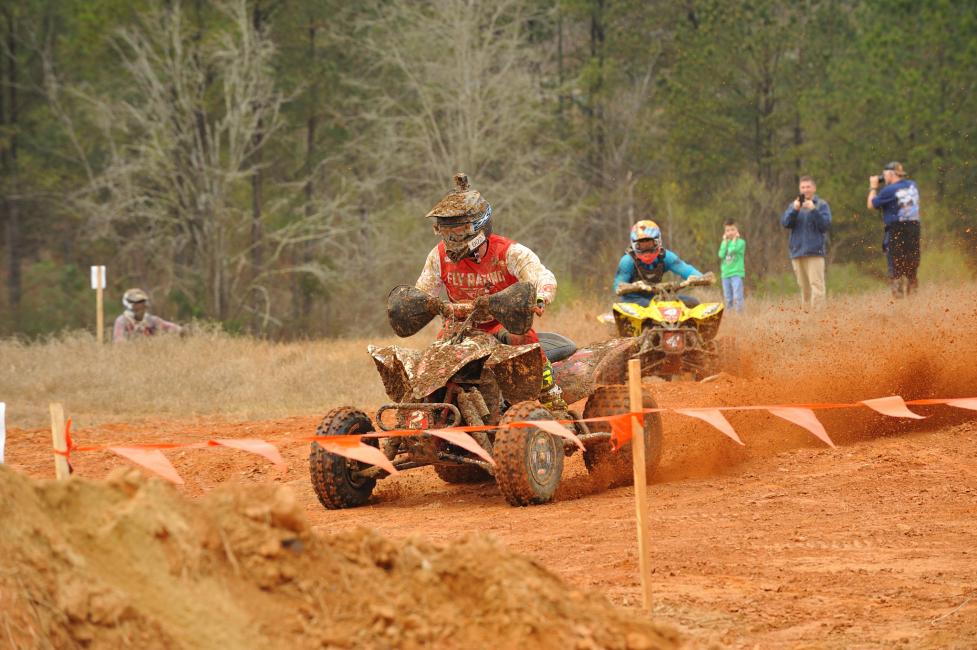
96, 284, 104, 344
50, 403, 71, 480
628, 358, 653, 613
91, 265, 106, 344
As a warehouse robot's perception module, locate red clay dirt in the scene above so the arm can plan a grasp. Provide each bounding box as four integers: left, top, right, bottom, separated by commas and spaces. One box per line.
1, 465, 678, 650
5, 292, 977, 647
6, 395, 977, 648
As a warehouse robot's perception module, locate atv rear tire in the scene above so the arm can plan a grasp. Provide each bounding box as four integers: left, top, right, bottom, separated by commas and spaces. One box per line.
494, 401, 564, 506
434, 464, 492, 484
309, 407, 378, 509
582, 385, 663, 488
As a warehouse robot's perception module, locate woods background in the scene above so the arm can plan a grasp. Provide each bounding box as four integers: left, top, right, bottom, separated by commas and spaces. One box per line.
1, 0, 976, 338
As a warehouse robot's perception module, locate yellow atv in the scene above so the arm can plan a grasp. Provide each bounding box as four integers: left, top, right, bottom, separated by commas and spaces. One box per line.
611, 272, 731, 381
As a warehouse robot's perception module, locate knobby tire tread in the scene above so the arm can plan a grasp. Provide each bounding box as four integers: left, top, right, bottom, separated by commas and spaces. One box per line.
582, 386, 663, 487
494, 401, 564, 507
309, 407, 377, 509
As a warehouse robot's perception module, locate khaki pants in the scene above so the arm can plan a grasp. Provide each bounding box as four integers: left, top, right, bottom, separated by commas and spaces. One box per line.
791, 256, 826, 309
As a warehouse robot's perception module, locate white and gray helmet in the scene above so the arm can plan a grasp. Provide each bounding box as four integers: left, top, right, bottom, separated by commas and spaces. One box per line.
122, 288, 149, 311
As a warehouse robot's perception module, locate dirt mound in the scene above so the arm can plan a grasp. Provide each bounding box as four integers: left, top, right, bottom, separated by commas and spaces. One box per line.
0, 466, 680, 650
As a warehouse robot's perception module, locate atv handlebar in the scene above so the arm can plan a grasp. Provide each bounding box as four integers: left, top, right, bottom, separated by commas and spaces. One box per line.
439, 300, 471, 318
617, 272, 716, 296
387, 281, 536, 338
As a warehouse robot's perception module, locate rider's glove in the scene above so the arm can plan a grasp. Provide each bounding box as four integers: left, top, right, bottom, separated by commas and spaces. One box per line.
616, 281, 651, 296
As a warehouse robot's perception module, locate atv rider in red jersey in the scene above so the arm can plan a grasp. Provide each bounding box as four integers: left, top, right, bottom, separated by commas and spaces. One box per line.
415, 172, 567, 414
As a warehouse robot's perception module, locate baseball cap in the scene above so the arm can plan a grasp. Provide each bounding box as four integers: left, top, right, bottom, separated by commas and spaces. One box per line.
883, 161, 906, 176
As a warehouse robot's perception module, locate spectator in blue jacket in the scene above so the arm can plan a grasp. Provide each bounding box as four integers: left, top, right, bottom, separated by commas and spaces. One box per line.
613, 220, 704, 307
867, 161, 920, 298
781, 176, 832, 310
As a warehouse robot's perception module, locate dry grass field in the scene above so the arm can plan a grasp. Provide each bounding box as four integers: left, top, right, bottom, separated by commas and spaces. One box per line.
1, 283, 975, 431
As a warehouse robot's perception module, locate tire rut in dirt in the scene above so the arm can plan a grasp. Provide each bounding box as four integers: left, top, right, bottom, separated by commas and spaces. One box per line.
434, 464, 492, 484
582, 385, 663, 488
309, 407, 379, 509
494, 401, 564, 506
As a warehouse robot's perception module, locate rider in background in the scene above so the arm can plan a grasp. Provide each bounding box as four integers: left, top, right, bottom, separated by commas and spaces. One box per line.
613, 220, 704, 307
112, 288, 182, 342
415, 172, 567, 414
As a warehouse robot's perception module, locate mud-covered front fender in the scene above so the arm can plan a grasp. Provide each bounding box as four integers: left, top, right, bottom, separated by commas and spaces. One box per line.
487, 343, 544, 404
369, 334, 543, 404
368, 345, 423, 402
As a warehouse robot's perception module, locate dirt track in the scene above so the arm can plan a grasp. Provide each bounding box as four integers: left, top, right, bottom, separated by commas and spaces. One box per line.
6, 290, 977, 647
8, 388, 977, 648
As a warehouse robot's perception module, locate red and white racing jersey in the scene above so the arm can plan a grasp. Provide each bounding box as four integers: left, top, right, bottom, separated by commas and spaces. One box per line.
415, 234, 557, 306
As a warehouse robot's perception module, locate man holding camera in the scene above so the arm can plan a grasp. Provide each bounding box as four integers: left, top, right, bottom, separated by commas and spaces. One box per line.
867, 161, 920, 298
781, 175, 832, 310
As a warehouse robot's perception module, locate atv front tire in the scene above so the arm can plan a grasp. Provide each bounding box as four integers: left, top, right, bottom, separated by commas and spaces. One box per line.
309, 407, 378, 509
494, 401, 564, 506
582, 385, 663, 488
434, 464, 492, 484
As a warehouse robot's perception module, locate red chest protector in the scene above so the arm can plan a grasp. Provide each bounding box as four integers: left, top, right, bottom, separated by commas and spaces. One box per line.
436, 234, 540, 346
437, 234, 520, 303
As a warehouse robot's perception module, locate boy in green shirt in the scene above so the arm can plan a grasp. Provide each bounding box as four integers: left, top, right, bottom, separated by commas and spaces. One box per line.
718, 218, 746, 312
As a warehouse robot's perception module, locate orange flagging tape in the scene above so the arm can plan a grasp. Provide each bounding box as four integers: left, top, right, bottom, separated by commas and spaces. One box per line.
50, 395, 977, 484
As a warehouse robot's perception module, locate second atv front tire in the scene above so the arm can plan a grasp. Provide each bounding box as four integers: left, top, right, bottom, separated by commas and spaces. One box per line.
494, 401, 564, 506
582, 385, 663, 488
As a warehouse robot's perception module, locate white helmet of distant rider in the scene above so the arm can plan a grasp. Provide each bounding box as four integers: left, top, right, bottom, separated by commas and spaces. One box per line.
122, 288, 149, 320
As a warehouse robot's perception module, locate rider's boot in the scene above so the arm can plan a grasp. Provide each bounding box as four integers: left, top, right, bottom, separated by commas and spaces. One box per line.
539, 360, 570, 419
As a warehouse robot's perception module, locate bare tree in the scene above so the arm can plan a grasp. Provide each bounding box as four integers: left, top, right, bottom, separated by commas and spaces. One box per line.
69, 0, 350, 328
348, 0, 576, 261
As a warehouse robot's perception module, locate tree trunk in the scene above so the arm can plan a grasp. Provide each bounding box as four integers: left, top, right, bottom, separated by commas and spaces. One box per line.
296, 12, 319, 328
3, 200, 21, 313
2, 7, 21, 313
589, 0, 605, 188
557, 9, 565, 131
249, 3, 266, 332
794, 110, 803, 183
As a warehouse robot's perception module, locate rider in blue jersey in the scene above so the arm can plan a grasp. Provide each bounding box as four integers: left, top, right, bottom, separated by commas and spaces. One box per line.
613, 220, 704, 307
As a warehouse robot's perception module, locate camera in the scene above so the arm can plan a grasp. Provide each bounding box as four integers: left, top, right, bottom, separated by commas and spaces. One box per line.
796, 193, 807, 208
875, 173, 886, 188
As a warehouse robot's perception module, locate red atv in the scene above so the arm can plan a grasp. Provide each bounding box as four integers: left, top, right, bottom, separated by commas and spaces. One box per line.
309, 282, 662, 508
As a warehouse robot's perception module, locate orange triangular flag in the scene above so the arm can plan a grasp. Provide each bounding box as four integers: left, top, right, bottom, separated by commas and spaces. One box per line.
209, 439, 287, 472
427, 429, 495, 465
318, 440, 398, 476
768, 407, 835, 448
109, 447, 184, 484
509, 419, 585, 451
861, 396, 925, 419
673, 408, 744, 445
947, 398, 977, 411
608, 413, 636, 450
